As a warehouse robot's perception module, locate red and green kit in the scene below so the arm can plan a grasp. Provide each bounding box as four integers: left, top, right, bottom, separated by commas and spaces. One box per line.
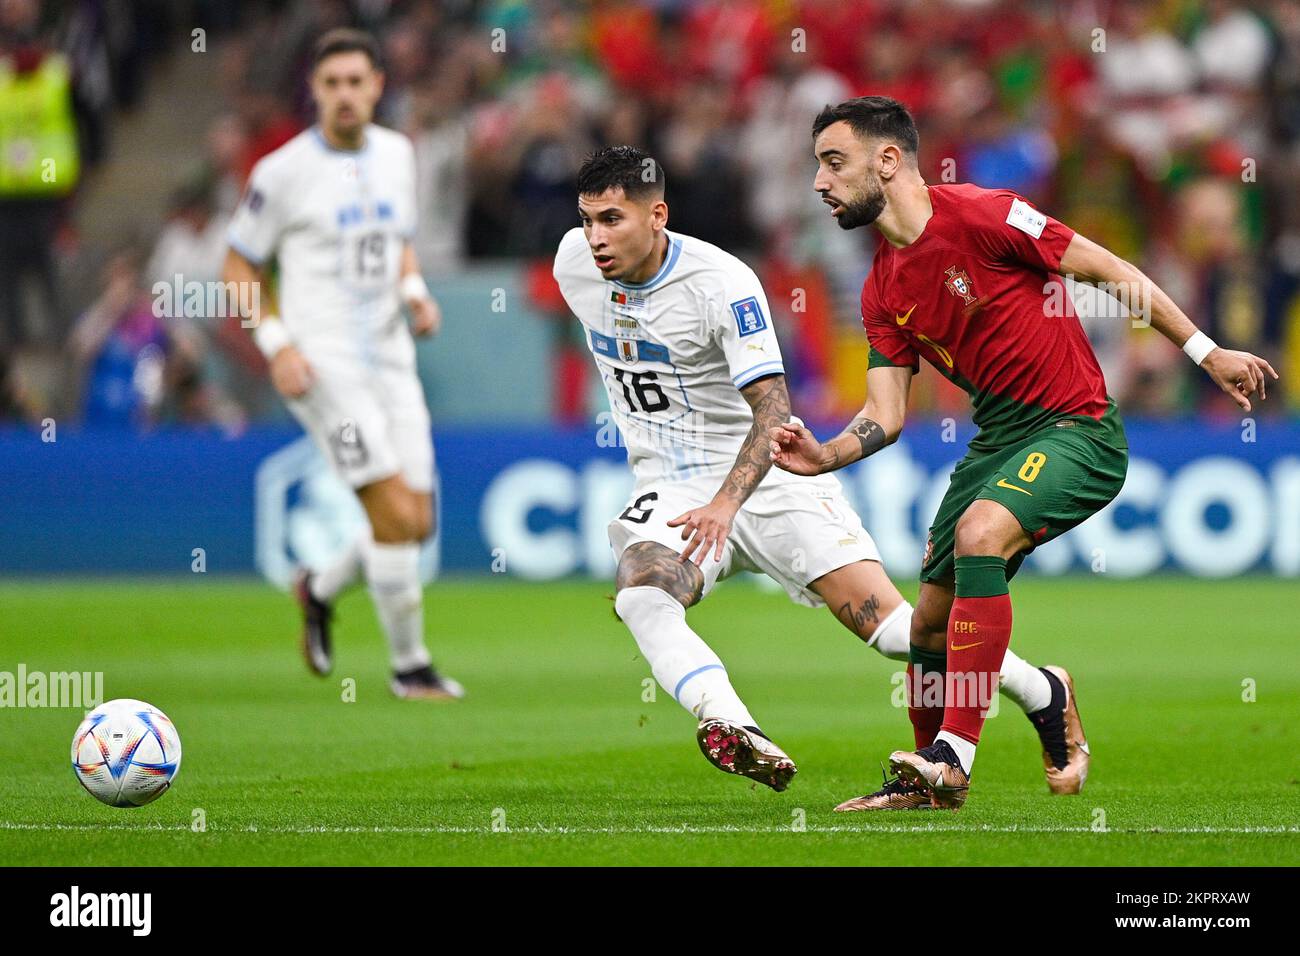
861, 183, 1129, 584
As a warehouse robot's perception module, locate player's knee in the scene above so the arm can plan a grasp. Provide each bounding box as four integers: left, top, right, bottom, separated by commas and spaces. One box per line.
615, 562, 688, 598
367, 496, 420, 543
408, 496, 434, 541
954, 509, 1004, 557
399, 504, 430, 542
404, 514, 431, 542
615, 543, 703, 608
385, 491, 432, 542
367, 503, 397, 543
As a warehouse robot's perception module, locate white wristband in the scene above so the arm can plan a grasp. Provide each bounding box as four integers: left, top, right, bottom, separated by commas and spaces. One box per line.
1182, 330, 1217, 366
401, 273, 431, 304
252, 315, 292, 360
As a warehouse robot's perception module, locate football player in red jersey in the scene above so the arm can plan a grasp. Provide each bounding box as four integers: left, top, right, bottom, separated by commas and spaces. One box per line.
770, 96, 1278, 810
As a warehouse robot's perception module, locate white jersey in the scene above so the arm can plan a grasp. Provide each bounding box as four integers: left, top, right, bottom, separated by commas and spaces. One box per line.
554, 227, 794, 486
227, 124, 418, 360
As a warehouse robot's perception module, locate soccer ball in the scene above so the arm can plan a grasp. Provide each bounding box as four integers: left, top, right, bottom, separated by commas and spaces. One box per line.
71, 699, 182, 807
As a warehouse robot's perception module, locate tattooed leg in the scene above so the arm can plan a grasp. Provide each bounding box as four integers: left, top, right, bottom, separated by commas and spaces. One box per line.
616, 541, 704, 609
808, 559, 912, 660
613, 542, 758, 726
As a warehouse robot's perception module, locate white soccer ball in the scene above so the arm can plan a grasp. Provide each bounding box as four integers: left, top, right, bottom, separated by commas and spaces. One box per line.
71, 699, 182, 808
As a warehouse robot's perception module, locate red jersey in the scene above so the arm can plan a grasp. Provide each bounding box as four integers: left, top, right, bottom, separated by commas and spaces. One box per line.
862, 183, 1112, 449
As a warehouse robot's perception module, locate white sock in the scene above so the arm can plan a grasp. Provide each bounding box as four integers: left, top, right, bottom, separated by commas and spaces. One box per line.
364, 541, 431, 673
866, 601, 911, 661
311, 534, 364, 603
867, 607, 1048, 713
615, 587, 757, 727
998, 649, 1052, 713
934, 730, 976, 775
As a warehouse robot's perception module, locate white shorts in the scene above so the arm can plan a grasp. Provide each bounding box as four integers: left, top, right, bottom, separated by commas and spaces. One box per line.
608, 472, 881, 607
285, 344, 434, 493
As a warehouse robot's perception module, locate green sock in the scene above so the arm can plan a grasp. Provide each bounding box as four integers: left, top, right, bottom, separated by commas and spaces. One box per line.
908, 644, 947, 671
954, 555, 1009, 598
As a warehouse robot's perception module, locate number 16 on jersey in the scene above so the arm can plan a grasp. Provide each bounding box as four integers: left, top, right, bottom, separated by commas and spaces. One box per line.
613, 368, 669, 414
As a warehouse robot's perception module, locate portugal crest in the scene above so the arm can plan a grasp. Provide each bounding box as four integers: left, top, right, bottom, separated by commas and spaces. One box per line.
944, 266, 976, 305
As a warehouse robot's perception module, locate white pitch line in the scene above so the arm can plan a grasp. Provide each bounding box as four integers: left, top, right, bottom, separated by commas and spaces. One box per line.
1, 822, 1297, 836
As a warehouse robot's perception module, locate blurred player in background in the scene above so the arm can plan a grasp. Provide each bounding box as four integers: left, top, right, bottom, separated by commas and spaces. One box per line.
555, 146, 1071, 804
223, 29, 463, 701
772, 96, 1278, 809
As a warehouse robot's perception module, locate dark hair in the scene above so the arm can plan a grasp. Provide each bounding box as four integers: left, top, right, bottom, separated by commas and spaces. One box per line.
576, 146, 666, 201
812, 96, 918, 156
313, 28, 382, 70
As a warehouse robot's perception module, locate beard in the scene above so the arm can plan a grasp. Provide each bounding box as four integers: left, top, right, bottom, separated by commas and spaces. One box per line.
834, 179, 886, 230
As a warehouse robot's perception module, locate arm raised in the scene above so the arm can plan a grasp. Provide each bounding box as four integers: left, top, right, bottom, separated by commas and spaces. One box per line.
1059, 232, 1277, 411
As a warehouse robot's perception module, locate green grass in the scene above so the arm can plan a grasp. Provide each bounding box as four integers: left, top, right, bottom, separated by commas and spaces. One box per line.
0, 576, 1296, 866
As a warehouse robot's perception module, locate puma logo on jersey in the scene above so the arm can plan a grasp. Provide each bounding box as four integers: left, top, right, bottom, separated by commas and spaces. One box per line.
895, 304, 916, 326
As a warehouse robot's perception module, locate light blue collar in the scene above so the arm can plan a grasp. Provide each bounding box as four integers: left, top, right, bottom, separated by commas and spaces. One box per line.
614, 233, 683, 292
311, 125, 370, 155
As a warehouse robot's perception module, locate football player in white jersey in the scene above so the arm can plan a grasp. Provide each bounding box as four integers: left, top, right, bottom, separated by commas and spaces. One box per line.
223, 29, 462, 701
555, 147, 1070, 806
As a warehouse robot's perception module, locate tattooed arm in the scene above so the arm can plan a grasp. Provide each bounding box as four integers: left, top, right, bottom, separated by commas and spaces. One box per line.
667, 373, 791, 565
718, 373, 791, 506
769, 364, 912, 476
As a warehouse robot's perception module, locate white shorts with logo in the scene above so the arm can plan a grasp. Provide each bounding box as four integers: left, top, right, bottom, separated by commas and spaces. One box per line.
607, 472, 881, 607
285, 336, 434, 493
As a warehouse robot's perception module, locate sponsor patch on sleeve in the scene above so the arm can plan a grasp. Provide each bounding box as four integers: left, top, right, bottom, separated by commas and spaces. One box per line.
245, 188, 265, 214
730, 296, 768, 337
1005, 198, 1046, 238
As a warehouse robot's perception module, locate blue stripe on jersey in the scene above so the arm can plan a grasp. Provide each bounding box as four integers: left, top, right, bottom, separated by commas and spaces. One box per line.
665, 440, 693, 480
590, 331, 672, 365
639, 340, 670, 363
733, 361, 785, 388
590, 330, 617, 358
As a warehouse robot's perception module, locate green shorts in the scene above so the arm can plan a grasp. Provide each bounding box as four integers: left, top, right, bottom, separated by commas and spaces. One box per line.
920, 401, 1129, 585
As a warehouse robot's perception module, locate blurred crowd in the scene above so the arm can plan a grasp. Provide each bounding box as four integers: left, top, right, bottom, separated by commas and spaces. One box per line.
2, 0, 1298, 430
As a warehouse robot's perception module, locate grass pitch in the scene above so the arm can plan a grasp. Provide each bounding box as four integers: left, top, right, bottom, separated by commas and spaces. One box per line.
0, 576, 1296, 866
